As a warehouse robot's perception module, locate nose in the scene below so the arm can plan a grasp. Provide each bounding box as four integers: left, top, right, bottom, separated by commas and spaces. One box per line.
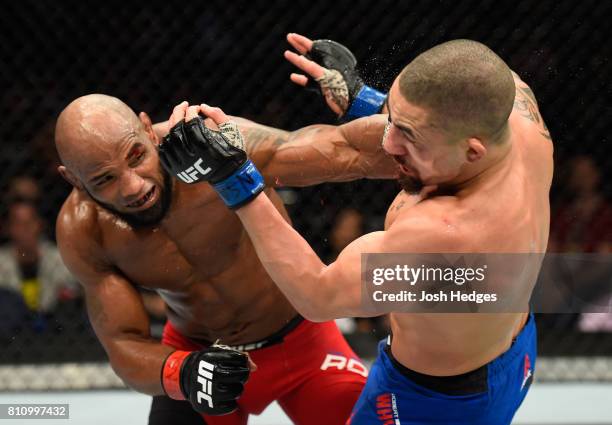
382, 125, 407, 156
119, 170, 145, 202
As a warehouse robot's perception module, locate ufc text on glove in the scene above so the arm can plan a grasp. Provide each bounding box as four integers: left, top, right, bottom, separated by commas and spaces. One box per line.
159, 117, 265, 209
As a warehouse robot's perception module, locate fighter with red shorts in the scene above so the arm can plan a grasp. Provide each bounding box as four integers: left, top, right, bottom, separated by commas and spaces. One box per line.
55, 76, 392, 422
157, 317, 367, 424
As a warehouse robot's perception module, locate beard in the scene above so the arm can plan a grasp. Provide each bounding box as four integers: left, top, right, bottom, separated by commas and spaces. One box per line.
398, 173, 424, 195
87, 167, 173, 229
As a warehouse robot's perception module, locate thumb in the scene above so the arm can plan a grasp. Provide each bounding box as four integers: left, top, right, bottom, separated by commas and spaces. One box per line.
200, 104, 230, 126
247, 355, 258, 372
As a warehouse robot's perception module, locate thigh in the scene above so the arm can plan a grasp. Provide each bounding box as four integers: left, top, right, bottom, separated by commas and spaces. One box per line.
279, 370, 366, 425
279, 321, 368, 425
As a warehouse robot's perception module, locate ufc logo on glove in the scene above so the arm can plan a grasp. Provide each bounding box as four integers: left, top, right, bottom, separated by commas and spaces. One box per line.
177, 158, 212, 183
197, 360, 215, 407
161, 345, 250, 415
159, 117, 265, 209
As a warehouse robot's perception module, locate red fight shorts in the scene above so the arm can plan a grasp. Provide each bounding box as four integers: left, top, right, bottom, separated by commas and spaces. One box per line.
161, 317, 368, 425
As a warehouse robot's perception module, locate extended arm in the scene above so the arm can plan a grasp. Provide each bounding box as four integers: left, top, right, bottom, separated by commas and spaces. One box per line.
234, 193, 440, 321
237, 194, 383, 321
235, 114, 395, 186
155, 103, 395, 188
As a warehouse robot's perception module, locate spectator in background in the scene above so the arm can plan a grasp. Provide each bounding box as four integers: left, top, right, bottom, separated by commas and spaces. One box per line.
1, 176, 43, 245
6, 175, 41, 203
550, 155, 612, 253
548, 156, 612, 331
0, 199, 78, 316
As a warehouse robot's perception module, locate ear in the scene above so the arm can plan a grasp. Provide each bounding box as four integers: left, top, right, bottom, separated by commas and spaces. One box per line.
58, 165, 83, 190
466, 137, 486, 163
139, 111, 160, 146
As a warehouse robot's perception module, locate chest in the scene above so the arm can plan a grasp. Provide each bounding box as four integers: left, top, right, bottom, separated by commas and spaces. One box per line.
104, 189, 245, 290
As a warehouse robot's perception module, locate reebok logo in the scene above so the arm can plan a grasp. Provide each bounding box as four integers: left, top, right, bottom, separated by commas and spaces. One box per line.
177, 158, 211, 183
196, 359, 215, 407
320, 354, 368, 377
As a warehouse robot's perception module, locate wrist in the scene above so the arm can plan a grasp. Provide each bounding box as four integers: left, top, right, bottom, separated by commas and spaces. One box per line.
161, 350, 191, 400
212, 160, 265, 209
346, 85, 387, 119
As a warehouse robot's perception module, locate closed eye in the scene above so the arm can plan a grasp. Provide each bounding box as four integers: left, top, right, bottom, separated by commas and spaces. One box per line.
94, 175, 114, 187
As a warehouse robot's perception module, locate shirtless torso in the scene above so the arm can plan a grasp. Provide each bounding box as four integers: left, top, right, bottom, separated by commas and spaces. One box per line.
60, 184, 296, 344
385, 74, 553, 375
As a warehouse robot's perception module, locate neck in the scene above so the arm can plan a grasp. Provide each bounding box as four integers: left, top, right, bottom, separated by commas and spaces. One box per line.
445, 130, 513, 194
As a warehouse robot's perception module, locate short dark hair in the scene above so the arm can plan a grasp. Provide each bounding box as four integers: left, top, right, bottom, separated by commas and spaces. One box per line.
398, 39, 515, 140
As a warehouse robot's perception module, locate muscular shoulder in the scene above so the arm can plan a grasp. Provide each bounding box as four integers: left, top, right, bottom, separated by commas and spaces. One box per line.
385, 196, 468, 252
56, 190, 109, 270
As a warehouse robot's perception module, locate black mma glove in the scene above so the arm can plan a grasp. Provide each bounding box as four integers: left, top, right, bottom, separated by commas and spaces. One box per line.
162, 346, 250, 415
305, 39, 386, 119
159, 117, 264, 209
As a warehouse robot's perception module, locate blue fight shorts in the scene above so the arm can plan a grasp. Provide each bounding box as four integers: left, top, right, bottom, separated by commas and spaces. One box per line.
348, 314, 536, 425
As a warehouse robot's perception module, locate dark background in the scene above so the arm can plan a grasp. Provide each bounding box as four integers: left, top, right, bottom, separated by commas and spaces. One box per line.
0, 0, 610, 365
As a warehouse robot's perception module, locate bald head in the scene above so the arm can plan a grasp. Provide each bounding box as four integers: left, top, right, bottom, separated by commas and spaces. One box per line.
398, 39, 515, 140
55, 94, 143, 172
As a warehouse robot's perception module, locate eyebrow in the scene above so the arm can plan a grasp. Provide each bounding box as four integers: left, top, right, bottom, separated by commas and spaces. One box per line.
386, 98, 416, 140
89, 171, 110, 185
89, 142, 144, 184
397, 124, 416, 140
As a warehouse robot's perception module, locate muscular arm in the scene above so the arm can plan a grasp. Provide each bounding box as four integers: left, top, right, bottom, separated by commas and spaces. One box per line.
237, 114, 395, 186
56, 206, 171, 395
155, 114, 395, 187
235, 192, 442, 322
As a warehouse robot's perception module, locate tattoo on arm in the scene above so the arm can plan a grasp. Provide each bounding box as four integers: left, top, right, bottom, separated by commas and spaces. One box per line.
513, 85, 551, 140
242, 127, 289, 155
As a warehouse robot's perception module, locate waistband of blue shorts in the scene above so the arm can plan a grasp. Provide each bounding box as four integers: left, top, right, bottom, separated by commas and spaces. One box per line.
383, 313, 535, 395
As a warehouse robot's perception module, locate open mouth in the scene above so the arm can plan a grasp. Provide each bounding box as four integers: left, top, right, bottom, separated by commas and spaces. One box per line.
127, 186, 156, 209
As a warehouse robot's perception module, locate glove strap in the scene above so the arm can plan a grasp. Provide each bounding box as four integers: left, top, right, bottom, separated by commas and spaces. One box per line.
346, 85, 387, 119
162, 350, 191, 400
213, 160, 265, 209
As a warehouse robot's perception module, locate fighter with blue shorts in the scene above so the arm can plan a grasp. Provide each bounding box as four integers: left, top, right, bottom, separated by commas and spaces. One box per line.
157, 34, 553, 424
349, 314, 536, 424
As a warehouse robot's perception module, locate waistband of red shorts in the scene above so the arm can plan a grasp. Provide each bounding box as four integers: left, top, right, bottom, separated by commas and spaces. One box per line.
163, 315, 305, 351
